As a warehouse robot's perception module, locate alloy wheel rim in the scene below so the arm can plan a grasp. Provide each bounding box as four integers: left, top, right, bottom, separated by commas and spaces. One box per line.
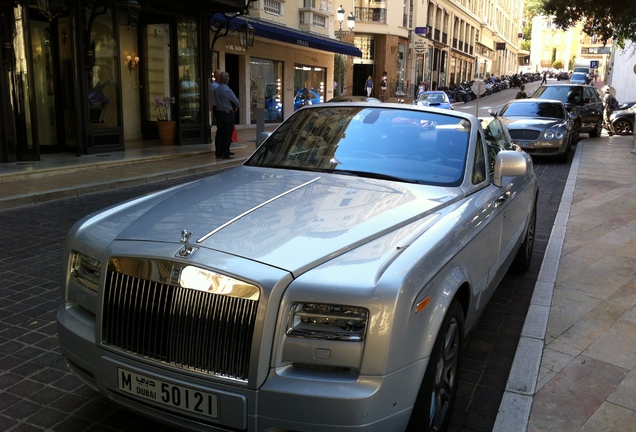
429, 318, 459, 431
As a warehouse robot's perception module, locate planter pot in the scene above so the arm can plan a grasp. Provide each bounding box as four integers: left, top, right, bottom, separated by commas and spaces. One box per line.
90, 107, 105, 123
157, 121, 176, 144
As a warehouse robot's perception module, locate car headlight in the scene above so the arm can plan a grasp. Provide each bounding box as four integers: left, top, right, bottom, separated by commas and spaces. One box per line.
70, 251, 101, 291
286, 303, 368, 342
554, 131, 564, 139
544, 130, 555, 140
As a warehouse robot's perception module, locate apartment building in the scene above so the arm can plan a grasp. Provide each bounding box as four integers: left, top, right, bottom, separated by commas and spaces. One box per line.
529, 15, 612, 81
343, 0, 524, 98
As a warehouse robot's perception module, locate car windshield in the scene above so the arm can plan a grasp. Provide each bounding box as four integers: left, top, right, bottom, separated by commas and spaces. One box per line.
570, 73, 586, 81
246, 106, 470, 186
501, 101, 564, 118
535, 86, 583, 104
418, 93, 449, 104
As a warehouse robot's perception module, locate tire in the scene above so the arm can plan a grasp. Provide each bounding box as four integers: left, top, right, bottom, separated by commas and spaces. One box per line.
613, 119, 633, 136
588, 119, 602, 138
572, 119, 581, 143
557, 141, 570, 163
511, 197, 537, 272
407, 301, 464, 432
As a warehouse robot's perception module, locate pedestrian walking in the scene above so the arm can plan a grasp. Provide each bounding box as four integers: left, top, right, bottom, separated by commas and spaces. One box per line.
417, 81, 427, 98
602, 85, 617, 136
515, 84, 527, 99
365, 76, 373, 97
213, 72, 240, 159
541, 71, 547, 85
380, 72, 387, 101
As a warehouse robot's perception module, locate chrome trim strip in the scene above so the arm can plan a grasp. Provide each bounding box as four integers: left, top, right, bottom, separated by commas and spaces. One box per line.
196, 177, 322, 243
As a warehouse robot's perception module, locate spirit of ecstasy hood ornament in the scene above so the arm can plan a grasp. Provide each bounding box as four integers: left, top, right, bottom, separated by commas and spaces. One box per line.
177, 229, 195, 257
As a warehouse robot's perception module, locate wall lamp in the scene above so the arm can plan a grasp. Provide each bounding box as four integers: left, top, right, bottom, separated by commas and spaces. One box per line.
126, 54, 139, 74
34, 46, 42, 63
237, 18, 255, 49
209, 0, 258, 51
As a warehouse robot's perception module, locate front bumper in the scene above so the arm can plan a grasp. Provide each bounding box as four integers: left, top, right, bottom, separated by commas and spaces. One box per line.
57, 304, 426, 432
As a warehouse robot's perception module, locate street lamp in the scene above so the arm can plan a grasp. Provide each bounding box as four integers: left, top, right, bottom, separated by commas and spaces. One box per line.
335, 6, 355, 40
334, 5, 355, 96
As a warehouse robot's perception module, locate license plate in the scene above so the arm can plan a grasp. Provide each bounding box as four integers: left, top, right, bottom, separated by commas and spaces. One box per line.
117, 368, 218, 419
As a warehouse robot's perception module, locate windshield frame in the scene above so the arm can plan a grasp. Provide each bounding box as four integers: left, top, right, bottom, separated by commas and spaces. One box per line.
246, 105, 473, 187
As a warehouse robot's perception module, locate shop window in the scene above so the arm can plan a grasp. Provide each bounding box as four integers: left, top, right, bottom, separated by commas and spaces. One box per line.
178, 19, 200, 123
250, 58, 283, 123
294, 65, 325, 111
86, 6, 120, 128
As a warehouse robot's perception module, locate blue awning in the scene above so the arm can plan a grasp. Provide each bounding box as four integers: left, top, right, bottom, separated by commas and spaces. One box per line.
211, 14, 362, 57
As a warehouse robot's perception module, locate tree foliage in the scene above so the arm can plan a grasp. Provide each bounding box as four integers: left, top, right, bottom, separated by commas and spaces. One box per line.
540, 0, 636, 48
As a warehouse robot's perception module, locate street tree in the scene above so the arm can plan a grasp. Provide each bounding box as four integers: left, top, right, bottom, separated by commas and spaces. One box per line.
540, 0, 636, 49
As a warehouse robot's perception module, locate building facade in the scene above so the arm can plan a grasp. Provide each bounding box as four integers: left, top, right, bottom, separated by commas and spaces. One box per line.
0, 0, 360, 163
529, 15, 612, 80
341, 0, 524, 100
0, 0, 525, 164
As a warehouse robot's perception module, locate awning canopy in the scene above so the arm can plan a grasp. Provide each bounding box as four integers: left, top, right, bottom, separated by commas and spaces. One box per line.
210, 14, 362, 57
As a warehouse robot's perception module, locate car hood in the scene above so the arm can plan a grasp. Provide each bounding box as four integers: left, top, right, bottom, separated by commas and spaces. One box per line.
94, 166, 458, 273
500, 117, 564, 129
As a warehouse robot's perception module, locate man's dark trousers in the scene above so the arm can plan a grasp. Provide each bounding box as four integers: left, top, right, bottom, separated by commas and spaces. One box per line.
216, 110, 235, 158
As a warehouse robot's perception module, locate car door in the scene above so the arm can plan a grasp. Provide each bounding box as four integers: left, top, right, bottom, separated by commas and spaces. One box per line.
580, 87, 603, 131
465, 133, 506, 313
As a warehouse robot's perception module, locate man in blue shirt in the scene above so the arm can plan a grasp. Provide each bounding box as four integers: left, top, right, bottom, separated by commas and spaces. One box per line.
213, 72, 240, 159
209, 70, 221, 155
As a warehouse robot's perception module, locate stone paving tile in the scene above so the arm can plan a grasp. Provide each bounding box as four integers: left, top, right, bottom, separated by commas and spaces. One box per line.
579, 401, 636, 432
528, 356, 628, 432
583, 319, 636, 370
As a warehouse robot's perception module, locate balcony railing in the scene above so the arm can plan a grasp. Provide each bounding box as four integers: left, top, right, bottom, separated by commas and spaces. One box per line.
354, 7, 386, 24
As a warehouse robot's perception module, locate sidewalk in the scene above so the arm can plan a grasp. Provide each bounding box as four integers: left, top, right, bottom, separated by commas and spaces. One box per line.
0, 124, 275, 210
495, 133, 636, 432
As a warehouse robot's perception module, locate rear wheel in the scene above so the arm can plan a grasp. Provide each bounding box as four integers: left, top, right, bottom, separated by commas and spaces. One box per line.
407, 301, 464, 432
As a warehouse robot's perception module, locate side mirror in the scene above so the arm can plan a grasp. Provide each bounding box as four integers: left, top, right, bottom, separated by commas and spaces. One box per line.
493, 150, 527, 187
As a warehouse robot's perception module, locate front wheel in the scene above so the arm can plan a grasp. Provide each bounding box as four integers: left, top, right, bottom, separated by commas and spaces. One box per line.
589, 119, 602, 138
511, 197, 537, 272
572, 120, 581, 143
613, 119, 633, 136
407, 301, 464, 432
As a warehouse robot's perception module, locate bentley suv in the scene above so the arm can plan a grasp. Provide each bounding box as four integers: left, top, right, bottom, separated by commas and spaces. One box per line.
532, 84, 603, 141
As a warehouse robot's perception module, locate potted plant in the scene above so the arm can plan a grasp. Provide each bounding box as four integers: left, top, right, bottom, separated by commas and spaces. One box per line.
154, 96, 176, 144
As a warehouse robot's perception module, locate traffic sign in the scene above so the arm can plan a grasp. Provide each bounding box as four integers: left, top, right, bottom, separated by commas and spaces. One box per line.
590, 60, 599, 68
415, 27, 429, 36
472, 80, 486, 96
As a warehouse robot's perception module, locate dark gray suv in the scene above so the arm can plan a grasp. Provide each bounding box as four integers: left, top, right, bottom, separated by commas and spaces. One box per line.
532, 84, 603, 140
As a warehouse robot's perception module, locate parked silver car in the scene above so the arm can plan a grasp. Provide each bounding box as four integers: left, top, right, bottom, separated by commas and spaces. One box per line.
497, 98, 576, 162
57, 103, 539, 432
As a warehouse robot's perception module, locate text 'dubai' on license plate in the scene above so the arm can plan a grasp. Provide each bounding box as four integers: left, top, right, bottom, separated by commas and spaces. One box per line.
118, 368, 218, 419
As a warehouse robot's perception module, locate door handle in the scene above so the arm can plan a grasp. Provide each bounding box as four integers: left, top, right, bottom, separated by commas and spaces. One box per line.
495, 191, 511, 207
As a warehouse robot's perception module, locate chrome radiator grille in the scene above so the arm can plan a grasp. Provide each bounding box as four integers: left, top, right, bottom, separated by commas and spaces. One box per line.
102, 269, 258, 381
508, 129, 541, 140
